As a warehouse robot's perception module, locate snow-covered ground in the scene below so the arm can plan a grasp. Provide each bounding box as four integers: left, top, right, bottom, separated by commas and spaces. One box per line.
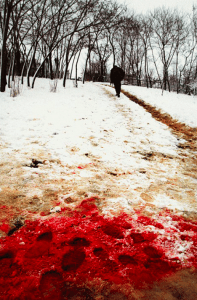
0, 79, 196, 217
121, 84, 197, 128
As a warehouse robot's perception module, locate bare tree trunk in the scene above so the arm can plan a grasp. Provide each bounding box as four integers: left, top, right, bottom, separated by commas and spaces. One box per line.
8, 52, 13, 88
55, 48, 59, 78
27, 46, 37, 87
175, 51, 179, 93
75, 48, 82, 87
0, 1, 12, 92
70, 53, 77, 79
11, 52, 15, 82
15, 48, 21, 76
21, 57, 27, 85
32, 51, 51, 88
149, 38, 162, 88
63, 61, 69, 87
144, 48, 149, 88
48, 50, 53, 80
82, 48, 91, 84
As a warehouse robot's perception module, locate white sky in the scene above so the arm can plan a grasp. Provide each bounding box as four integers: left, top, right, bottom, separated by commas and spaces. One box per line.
120, 0, 195, 15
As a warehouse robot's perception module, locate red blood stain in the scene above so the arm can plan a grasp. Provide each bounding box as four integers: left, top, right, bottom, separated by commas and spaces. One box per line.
178, 221, 197, 232
137, 215, 164, 229
77, 166, 84, 169
0, 223, 10, 233
62, 248, 86, 272
180, 234, 193, 241
39, 270, 64, 299
101, 223, 125, 239
77, 163, 93, 170
143, 245, 163, 258
0, 199, 197, 298
25, 232, 53, 259
118, 254, 138, 266
93, 247, 109, 260
130, 232, 145, 243
69, 237, 91, 247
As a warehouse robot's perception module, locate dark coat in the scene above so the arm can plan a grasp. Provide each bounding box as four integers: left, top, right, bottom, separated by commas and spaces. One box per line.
110, 66, 125, 83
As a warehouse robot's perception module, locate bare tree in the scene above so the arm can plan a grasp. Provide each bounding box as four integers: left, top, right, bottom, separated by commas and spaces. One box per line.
82, 26, 103, 84
25, 0, 51, 86
125, 17, 144, 85
173, 13, 189, 93
94, 32, 112, 81
138, 15, 153, 87
151, 8, 183, 91
0, 0, 13, 92
0, 0, 35, 91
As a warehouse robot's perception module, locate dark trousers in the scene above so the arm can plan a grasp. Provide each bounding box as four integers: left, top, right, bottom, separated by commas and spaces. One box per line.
114, 80, 121, 96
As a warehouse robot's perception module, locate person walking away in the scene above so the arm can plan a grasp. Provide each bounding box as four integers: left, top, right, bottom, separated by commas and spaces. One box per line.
110, 65, 125, 97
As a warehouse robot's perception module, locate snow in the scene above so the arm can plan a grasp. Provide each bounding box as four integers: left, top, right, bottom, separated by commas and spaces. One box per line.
152, 194, 191, 211
0, 79, 196, 215
121, 84, 197, 128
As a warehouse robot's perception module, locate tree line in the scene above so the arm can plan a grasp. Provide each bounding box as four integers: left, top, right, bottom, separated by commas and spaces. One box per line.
0, 0, 197, 94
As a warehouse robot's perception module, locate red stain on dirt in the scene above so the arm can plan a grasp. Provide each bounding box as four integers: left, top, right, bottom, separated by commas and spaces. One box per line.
0, 198, 197, 299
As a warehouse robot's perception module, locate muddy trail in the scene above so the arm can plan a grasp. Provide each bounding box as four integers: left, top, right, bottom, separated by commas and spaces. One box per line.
122, 89, 197, 151
0, 83, 197, 299
105, 85, 197, 219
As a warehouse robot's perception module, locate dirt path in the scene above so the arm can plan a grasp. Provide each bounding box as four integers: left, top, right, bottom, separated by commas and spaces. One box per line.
0, 83, 197, 299
104, 85, 197, 219
123, 88, 197, 213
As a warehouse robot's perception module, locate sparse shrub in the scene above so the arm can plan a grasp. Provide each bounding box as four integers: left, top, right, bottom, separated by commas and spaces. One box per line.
10, 76, 22, 97
49, 79, 58, 92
